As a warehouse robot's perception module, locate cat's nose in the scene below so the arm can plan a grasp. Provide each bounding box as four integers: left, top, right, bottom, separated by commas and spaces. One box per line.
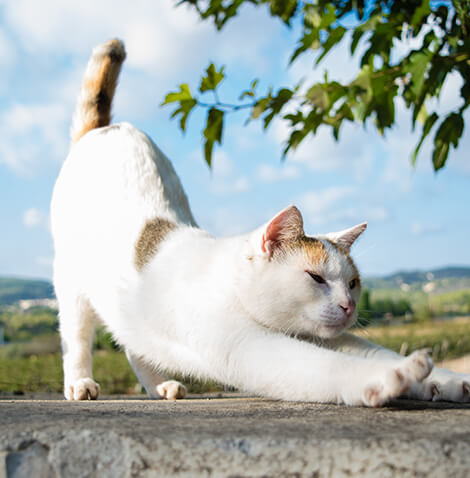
339, 301, 355, 318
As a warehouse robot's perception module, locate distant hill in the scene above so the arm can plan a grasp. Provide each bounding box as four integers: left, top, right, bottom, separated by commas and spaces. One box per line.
1, 266, 470, 306
363, 266, 470, 291
0, 277, 54, 305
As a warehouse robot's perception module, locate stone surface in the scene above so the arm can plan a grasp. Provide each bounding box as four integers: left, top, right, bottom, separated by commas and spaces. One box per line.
1, 394, 470, 477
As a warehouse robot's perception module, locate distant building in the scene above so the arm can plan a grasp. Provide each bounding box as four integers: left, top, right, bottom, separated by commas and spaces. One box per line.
18, 298, 58, 312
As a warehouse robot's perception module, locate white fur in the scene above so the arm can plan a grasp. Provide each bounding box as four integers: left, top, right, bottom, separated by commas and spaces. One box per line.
51, 41, 469, 405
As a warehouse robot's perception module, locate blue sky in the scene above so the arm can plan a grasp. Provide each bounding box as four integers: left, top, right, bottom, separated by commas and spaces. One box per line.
0, 0, 469, 280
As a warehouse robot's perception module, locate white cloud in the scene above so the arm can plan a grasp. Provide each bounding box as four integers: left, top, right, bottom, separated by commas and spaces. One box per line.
212, 151, 234, 177
298, 186, 389, 230
299, 186, 354, 226
3, 0, 281, 78
211, 152, 250, 194
410, 222, 443, 236
35, 256, 53, 268
212, 174, 250, 195
200, 206, 260, 237
188, 150, 251, 196
0, 28, 15, 67
257, 163, 300, 182
0, 103, 69, 175
23, 208, 45, 228
270, 117, 376, 182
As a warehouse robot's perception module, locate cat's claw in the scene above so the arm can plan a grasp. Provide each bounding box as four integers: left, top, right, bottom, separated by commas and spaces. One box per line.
363, 349, 433, 407
65, 378, 100, 400
430, 382, 441, 401
406, 369, 470, 402
156, 380, 186, 400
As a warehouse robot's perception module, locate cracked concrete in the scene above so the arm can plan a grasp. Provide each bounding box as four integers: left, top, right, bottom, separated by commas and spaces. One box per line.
1, 395, 470, 477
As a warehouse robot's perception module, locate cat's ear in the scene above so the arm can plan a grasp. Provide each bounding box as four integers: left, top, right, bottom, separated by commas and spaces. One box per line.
260, 205, 304, 258
325, 222, 367, 251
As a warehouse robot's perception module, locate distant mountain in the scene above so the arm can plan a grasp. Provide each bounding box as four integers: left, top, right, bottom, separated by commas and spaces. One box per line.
363, 266, 470, 290
0, 277, 54, 305
1, 266, 470, 305
384, 266, 470, 283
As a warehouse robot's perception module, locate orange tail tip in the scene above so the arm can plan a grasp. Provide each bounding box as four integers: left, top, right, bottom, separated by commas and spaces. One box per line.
70, 39, 126, 144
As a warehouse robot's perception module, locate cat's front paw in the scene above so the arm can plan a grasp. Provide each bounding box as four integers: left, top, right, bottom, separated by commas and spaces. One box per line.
65, 378, 100, 400
406, 368, 470, 402
363, 350, 433, 407
156, 380, 186, 400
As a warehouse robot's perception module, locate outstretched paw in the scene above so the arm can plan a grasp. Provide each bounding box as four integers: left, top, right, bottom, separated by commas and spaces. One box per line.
156, 380, 186, 400
65, 378, 100, 401
407, 368, 470, 402
363, 349, 433, 407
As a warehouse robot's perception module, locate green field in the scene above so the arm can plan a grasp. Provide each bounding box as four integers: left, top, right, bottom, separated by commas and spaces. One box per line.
1, 316, 470, 395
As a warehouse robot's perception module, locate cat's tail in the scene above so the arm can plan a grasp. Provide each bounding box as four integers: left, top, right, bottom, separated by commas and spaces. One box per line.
70, 39, 126, 144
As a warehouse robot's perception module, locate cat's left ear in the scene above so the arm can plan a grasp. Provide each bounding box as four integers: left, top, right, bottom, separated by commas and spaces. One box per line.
260, 205, 304, 258
325, 222, 367, 251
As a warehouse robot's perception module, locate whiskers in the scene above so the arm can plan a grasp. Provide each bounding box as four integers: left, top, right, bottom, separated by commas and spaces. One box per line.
280, 316, 302, 339
353, 311, 373, 337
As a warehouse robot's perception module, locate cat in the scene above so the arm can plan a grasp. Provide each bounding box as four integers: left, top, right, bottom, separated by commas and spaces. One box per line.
50, 39, 470, 405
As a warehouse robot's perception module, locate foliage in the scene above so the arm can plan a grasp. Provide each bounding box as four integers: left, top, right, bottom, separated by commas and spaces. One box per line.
2, 319, 470, 394
359, 317, 470, 362
0, 309, 58, 342
357, 287, 412, 322
165, 0, 469, 170
0, 351, 224, 395
0, 277, 54, 305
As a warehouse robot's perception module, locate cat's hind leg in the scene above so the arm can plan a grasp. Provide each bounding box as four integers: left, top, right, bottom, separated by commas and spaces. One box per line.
56, 285, 100, 400
125, 350, 186, 400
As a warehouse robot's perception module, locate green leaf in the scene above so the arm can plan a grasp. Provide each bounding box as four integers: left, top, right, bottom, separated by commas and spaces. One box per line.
162, 83, 193, 105
410, 0, 431, 29
432, 113, 464, 171
268, 0, 298, 25
251, 94, 272, 119
405, 50, 432, 99
162, 84, 197, 133
319, 4, 336, 29
351, 29, 364, 55
199, 63, 225, 93
416, 103, 428, 126
306, 84, 329, 110
263, 88, 293, 129
203, 107, 224, 167
171, 99, 197, 132
283, 128, 307, 157
316, 26, 347, 65
290, 29, 320, 64
239, 79, 259, 100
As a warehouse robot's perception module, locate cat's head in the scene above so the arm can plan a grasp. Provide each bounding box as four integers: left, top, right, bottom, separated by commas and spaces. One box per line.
240, 205, 366, 339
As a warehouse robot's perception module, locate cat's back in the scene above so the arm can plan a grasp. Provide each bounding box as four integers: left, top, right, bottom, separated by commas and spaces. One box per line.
53, 121, 194, 228
51, 122, 195, 274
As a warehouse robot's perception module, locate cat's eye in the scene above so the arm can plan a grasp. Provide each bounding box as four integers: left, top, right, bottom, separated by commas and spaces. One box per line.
349, 278, 358, 289
307, 271, 326, 284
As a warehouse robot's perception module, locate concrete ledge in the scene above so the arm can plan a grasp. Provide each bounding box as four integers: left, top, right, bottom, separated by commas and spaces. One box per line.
1, 395, 470, 477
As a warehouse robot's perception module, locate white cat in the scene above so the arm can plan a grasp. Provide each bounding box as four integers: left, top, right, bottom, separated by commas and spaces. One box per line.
51, 39, 470, 405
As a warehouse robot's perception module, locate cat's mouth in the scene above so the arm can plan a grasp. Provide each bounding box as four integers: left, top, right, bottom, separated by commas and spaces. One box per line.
317, 314, 355, 337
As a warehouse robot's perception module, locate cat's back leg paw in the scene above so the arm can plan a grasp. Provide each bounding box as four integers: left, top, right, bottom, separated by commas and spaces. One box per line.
156, 380, 187, 400
65, 378, 100, 400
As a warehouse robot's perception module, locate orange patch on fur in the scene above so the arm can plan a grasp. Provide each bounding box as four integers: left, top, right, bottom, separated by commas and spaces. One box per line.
274, 236, 328, 264
300, 237, 329, 265
71, 39, 126, 143
134, 218, 176, 271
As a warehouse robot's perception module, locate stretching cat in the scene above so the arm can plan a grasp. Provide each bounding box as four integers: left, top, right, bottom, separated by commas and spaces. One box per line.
51, 39, 470, 405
